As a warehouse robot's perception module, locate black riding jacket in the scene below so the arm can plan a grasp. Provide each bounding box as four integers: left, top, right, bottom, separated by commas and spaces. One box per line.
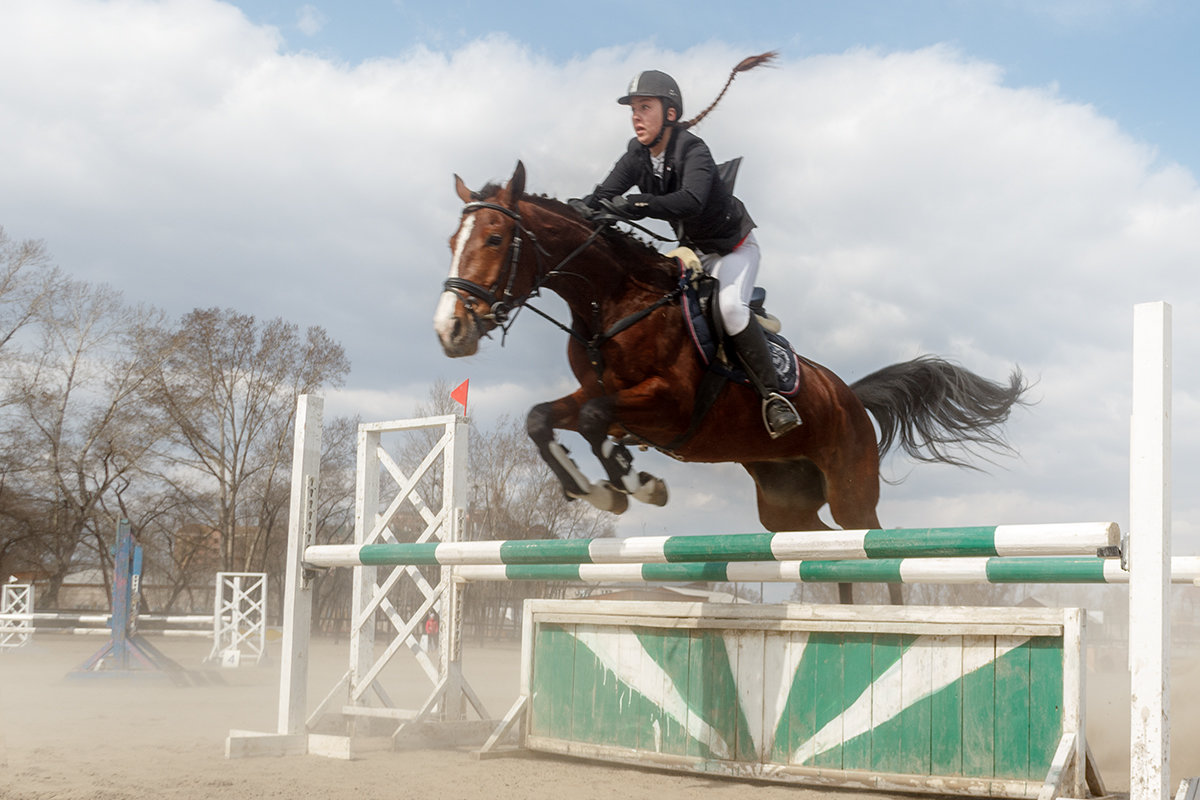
590, 128, 755, 255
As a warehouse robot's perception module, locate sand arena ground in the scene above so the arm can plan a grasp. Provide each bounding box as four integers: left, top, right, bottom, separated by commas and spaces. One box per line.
1, 631, 1197, 800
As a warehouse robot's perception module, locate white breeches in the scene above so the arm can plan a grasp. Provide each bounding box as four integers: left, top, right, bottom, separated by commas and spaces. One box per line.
699, 231, 760, 336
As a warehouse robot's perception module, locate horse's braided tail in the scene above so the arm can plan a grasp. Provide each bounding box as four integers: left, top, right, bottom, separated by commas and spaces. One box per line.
850, 355, 1028, 469
684, 51, 777, 130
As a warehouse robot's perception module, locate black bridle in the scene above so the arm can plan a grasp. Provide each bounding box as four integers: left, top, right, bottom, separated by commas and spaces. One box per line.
441, 199, 682, 382
442, 201, 534, 328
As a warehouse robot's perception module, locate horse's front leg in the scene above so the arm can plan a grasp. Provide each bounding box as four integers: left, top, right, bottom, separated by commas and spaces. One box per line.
526, 394, 631, 514
577, 396, 668, 508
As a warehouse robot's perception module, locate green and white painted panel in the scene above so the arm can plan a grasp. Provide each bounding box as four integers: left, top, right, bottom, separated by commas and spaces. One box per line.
523, 601, 1082, 797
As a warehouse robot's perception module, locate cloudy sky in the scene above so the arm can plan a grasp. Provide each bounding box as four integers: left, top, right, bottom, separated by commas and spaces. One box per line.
2, 0, 1198, 551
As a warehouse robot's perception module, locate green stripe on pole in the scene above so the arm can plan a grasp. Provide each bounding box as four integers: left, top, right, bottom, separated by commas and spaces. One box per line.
497, 564, 585, 581
798, 559, 904, 583
661, 532, 776, 562
641, 562, 732, 581
863, 527, 1001, 558
499, 539, 594, 564
358, 542, 441, 565
985, 557, 1110, 583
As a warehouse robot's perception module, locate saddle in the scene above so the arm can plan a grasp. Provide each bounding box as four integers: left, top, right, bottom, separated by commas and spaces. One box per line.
670, 248, 801, 397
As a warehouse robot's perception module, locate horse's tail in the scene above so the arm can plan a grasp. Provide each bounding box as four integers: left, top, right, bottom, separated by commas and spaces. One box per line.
850, 356, 1028, 468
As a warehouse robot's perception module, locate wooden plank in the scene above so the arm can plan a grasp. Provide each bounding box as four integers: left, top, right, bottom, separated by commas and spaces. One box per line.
961, 634, 997, 778
840, 631, 874, 769
278, 395, 322, 736
929, 634, 965, 777
900, 634, 933, 777
225, 731, 309, 758
1129, 301, 1171, 800
811, 632, 845, 769
695, 629, 739, 760
684, 628, 710, 759
870, 632, 906, 775
307, 733, 354, 760
613, 627, 643, 750
1028, 636, 1064, 780
570, 623, 601, 745
630, 626, 668, 755
525, 599, 1071, 629
733, 628, 765, 762
530, 622, 575, 740
761, 629, 791, 765
660, 628, 692, 756
783, 631, 816, 767
530, 612, 1065, 638
994, 636, 1032, 779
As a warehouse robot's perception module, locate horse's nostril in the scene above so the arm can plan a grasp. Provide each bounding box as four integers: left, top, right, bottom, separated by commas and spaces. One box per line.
452, 318, 463, 340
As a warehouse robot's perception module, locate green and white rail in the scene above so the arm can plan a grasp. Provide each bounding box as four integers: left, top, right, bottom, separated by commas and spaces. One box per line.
304, 522, 1120, 568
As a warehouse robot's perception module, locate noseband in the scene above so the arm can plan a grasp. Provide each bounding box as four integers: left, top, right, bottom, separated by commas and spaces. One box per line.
442, 201, 535, 326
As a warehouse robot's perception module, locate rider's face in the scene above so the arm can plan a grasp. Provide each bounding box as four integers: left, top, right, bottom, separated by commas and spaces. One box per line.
631, 97, 673, 147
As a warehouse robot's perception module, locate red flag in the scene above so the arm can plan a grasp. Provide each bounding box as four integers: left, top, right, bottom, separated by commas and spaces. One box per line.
450, 379, 469, 414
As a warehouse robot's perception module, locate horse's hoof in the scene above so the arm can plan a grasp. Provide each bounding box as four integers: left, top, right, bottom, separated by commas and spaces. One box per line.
585, 481, 628, 515
632, 473, 668, 506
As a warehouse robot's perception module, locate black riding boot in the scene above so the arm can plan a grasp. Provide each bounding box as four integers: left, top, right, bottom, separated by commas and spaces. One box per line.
730, 320, 802, 438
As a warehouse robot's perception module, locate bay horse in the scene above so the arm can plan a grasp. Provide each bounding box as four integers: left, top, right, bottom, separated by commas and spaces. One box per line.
434, 162, 1026, 602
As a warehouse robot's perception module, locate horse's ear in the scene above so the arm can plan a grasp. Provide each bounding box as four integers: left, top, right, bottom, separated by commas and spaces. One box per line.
504, 161, 526, 207
454, 174, 472, 203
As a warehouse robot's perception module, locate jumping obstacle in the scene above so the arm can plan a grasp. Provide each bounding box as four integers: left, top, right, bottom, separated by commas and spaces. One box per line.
303, 522, 1119, 568
0, 581, 34, 649
454, 555, 1200, 585
227, 405, 493, 759
206, 572, 268, 667
69, 518, 187, 680
506, 599, 1099, 799
228, 302, 1193, 800
0, 571, 267, 665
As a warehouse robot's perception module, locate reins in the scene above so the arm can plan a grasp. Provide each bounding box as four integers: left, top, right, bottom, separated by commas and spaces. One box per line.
443, 200, 682, 387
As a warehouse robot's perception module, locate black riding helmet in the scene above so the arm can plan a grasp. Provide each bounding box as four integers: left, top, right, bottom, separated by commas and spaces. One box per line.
617, 70, 683, 119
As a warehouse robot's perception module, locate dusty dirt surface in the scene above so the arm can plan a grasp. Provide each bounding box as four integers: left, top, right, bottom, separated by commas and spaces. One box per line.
1, 633, 1197, 800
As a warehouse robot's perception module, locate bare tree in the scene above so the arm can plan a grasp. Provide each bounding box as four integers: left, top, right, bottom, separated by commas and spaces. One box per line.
147, 308, 350, 572
1, 279, 174, 603
0, 227, 66, 581
0, 227, 62, 358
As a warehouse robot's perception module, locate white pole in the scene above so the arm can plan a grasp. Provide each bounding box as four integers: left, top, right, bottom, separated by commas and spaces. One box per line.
1129, 302, 1171, 800
278, 395, 324, 735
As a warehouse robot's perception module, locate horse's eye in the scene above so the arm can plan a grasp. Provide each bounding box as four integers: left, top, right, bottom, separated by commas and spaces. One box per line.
485, 233, 503, 247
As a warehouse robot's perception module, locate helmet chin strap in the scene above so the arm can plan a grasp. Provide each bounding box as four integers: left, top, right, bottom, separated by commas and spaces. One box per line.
647, 121, 671, 149
645, 102, 677, 150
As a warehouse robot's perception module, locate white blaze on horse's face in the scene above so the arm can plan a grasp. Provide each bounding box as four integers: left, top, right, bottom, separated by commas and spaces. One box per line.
434, 214, 479, 356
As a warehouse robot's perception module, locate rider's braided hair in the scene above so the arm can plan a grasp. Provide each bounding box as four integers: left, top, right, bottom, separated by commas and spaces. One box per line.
681, 51, 777, 130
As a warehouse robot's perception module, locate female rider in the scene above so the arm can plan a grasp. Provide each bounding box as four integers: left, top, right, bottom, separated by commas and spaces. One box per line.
573, 68, 800, 438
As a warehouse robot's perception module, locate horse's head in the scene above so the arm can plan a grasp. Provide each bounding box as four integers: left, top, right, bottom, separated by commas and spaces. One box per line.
434, 161, 530, 357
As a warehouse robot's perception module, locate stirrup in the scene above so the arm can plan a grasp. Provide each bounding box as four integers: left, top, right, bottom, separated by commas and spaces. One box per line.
762, 393, 801, 439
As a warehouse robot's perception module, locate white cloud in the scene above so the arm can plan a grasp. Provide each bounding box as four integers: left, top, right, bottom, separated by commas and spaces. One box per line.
1, 2, 1197, 549
296, 4, 325, 36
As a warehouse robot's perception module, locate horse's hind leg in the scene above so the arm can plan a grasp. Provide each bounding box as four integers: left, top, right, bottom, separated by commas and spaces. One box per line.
744, 459, 829, 533
749, 458, 902, 606
823, 454, 903, 605
744, 461, 857, 604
